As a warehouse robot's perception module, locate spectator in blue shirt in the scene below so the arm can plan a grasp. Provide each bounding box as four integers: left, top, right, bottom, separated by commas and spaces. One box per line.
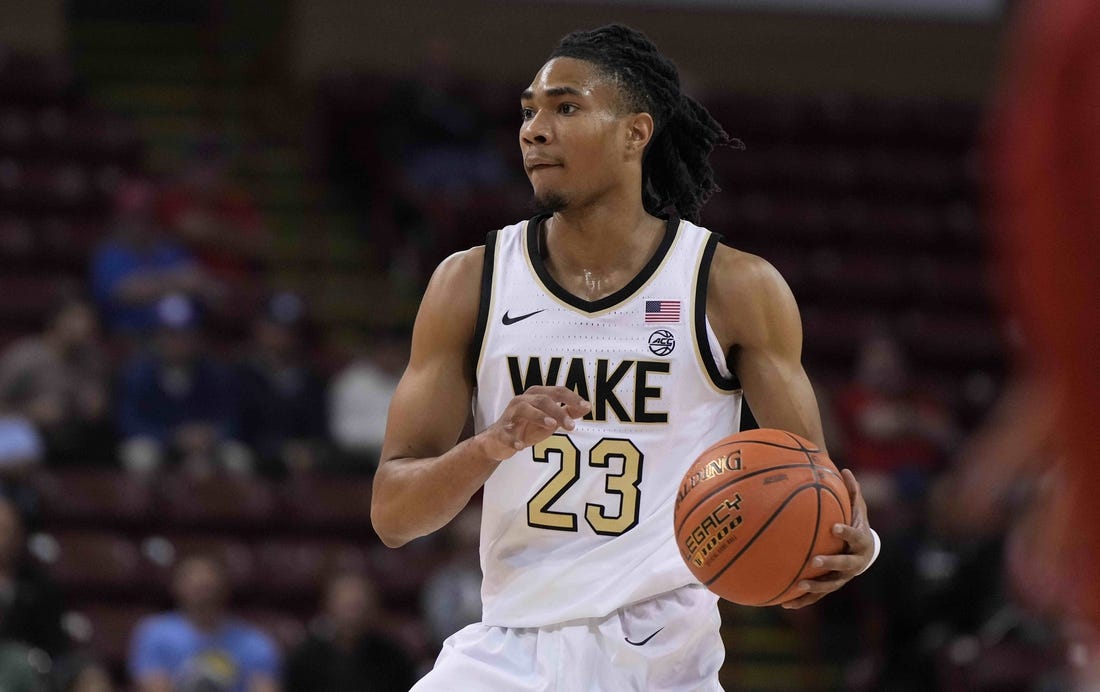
117, 294, 249, 476
129, 553, 280, 692
90, 179, 221, 336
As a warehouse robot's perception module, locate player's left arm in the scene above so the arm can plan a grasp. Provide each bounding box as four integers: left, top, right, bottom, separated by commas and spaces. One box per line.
708, 245, 877, 609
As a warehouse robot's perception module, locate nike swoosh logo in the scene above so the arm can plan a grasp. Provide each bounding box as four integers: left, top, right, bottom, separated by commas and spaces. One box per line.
502, 309, 545, 325
624, 627, 664, 646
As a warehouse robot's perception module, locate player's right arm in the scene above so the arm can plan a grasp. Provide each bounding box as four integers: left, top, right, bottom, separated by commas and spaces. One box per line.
371, 248, 590, 548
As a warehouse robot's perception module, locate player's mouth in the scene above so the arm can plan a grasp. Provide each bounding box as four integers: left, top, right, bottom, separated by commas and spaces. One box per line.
525, 157, 562, 173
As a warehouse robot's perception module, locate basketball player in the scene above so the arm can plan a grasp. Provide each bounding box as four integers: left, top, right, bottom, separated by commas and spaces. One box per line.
985, 0, 1100, 683
372, 25, 880, 690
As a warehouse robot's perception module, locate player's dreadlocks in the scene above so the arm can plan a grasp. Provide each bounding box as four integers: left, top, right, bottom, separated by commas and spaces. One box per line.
549, 24, 740, 223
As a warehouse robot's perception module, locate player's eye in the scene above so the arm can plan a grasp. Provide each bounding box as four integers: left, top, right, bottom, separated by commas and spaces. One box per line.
559, 103, 578, 115
521, 107, 535, 121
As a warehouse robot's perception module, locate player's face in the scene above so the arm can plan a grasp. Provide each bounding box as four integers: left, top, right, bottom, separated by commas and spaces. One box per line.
520, 58, 631, 211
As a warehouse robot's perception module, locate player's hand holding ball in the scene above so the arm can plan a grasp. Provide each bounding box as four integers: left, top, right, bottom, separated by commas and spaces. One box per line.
674, 429, 874, 609
477, 386, 592, 461
779, 465, 871, 609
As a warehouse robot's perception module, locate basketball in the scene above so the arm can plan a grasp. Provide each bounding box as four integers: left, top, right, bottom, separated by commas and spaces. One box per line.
674, 428, 851, 606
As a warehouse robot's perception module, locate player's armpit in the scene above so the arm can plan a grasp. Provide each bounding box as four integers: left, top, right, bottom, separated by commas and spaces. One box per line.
372, 247, 496, 548
706, 246, 826, 449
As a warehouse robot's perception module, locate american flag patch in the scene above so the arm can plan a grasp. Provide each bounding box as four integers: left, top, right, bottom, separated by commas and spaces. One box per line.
645, 300, 681, 323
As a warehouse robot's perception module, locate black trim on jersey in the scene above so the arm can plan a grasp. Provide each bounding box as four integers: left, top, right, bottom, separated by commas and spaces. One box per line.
695, 234, 742, 391
525, 213, 679, 314
468, 230, 498, 378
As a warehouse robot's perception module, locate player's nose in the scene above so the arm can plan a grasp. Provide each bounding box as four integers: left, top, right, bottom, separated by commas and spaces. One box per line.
521, 111, 552, 145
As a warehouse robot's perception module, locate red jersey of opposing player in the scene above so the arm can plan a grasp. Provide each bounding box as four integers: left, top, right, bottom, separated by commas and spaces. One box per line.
991, 0, 1100, 624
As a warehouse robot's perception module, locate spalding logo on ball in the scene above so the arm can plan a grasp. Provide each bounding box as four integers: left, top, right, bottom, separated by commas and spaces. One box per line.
674, 428, 850, 606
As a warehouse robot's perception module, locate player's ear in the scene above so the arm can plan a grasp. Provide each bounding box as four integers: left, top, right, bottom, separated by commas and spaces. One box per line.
625, 112, 654, 156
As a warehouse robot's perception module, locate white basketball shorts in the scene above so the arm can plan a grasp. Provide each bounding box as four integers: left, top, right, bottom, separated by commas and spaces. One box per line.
410, 584, 725, 692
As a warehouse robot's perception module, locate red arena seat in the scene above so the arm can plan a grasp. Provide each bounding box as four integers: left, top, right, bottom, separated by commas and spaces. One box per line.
29, 530, 144, 598
140, 533, 257, 598
157, 473, 277, 533
279, 475, 374, 535
32, 470, 154, 529
253, 539, 369, 603
66, 604, 151, 670
367, 540, 445, 611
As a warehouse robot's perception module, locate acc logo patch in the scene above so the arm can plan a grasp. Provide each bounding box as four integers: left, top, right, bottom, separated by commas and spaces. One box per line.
648, 329, 675, 356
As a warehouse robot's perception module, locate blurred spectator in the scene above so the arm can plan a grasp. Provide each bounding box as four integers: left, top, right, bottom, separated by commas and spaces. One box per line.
366, 38, 508, 283
0, 294, 113, 466
117, 294, 248, 476
52, 655, 115, 692
328, 332, 408, 472
284, 571, 415, 692
421, 504, 482, 647
833, 348, 1069, 690
235, 293, 327, 476
0, 497, 68, 660
381, 38, 506, 197
158, 139, 270, 285
0, 642, 45, 692
928, 372, 1053, 548
90, 179, 221, 337
833, 334, 956, 498
856, 374, 1068, 691
0, 411, 42, 517
129, 553, 279, 692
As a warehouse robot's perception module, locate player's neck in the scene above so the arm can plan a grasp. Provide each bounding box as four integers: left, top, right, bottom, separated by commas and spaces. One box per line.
541, 200, 665, 302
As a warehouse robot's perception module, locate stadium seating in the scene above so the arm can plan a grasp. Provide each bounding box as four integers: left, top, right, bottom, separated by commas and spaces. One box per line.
252, 538, 369, 606
29, 530, 144, 598
66, 604, 150, 671
277, 474, 375, 535
157, 472, 278, 533
142, 533, 258, 597
32, 470, 154, 530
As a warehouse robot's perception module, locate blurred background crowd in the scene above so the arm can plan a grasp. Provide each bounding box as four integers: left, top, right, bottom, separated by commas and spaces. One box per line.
0, 0, 1077, 690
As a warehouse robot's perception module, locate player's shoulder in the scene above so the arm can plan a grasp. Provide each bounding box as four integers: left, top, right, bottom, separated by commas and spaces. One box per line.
415, 248, 485, 346
422, 244, 485, 308
704, 240, 801, 350
433, 244, 484, 281
709, 242, 793, 306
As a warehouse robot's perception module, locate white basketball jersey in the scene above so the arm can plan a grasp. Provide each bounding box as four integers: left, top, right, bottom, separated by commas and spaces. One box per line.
472, 214, 742, 628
